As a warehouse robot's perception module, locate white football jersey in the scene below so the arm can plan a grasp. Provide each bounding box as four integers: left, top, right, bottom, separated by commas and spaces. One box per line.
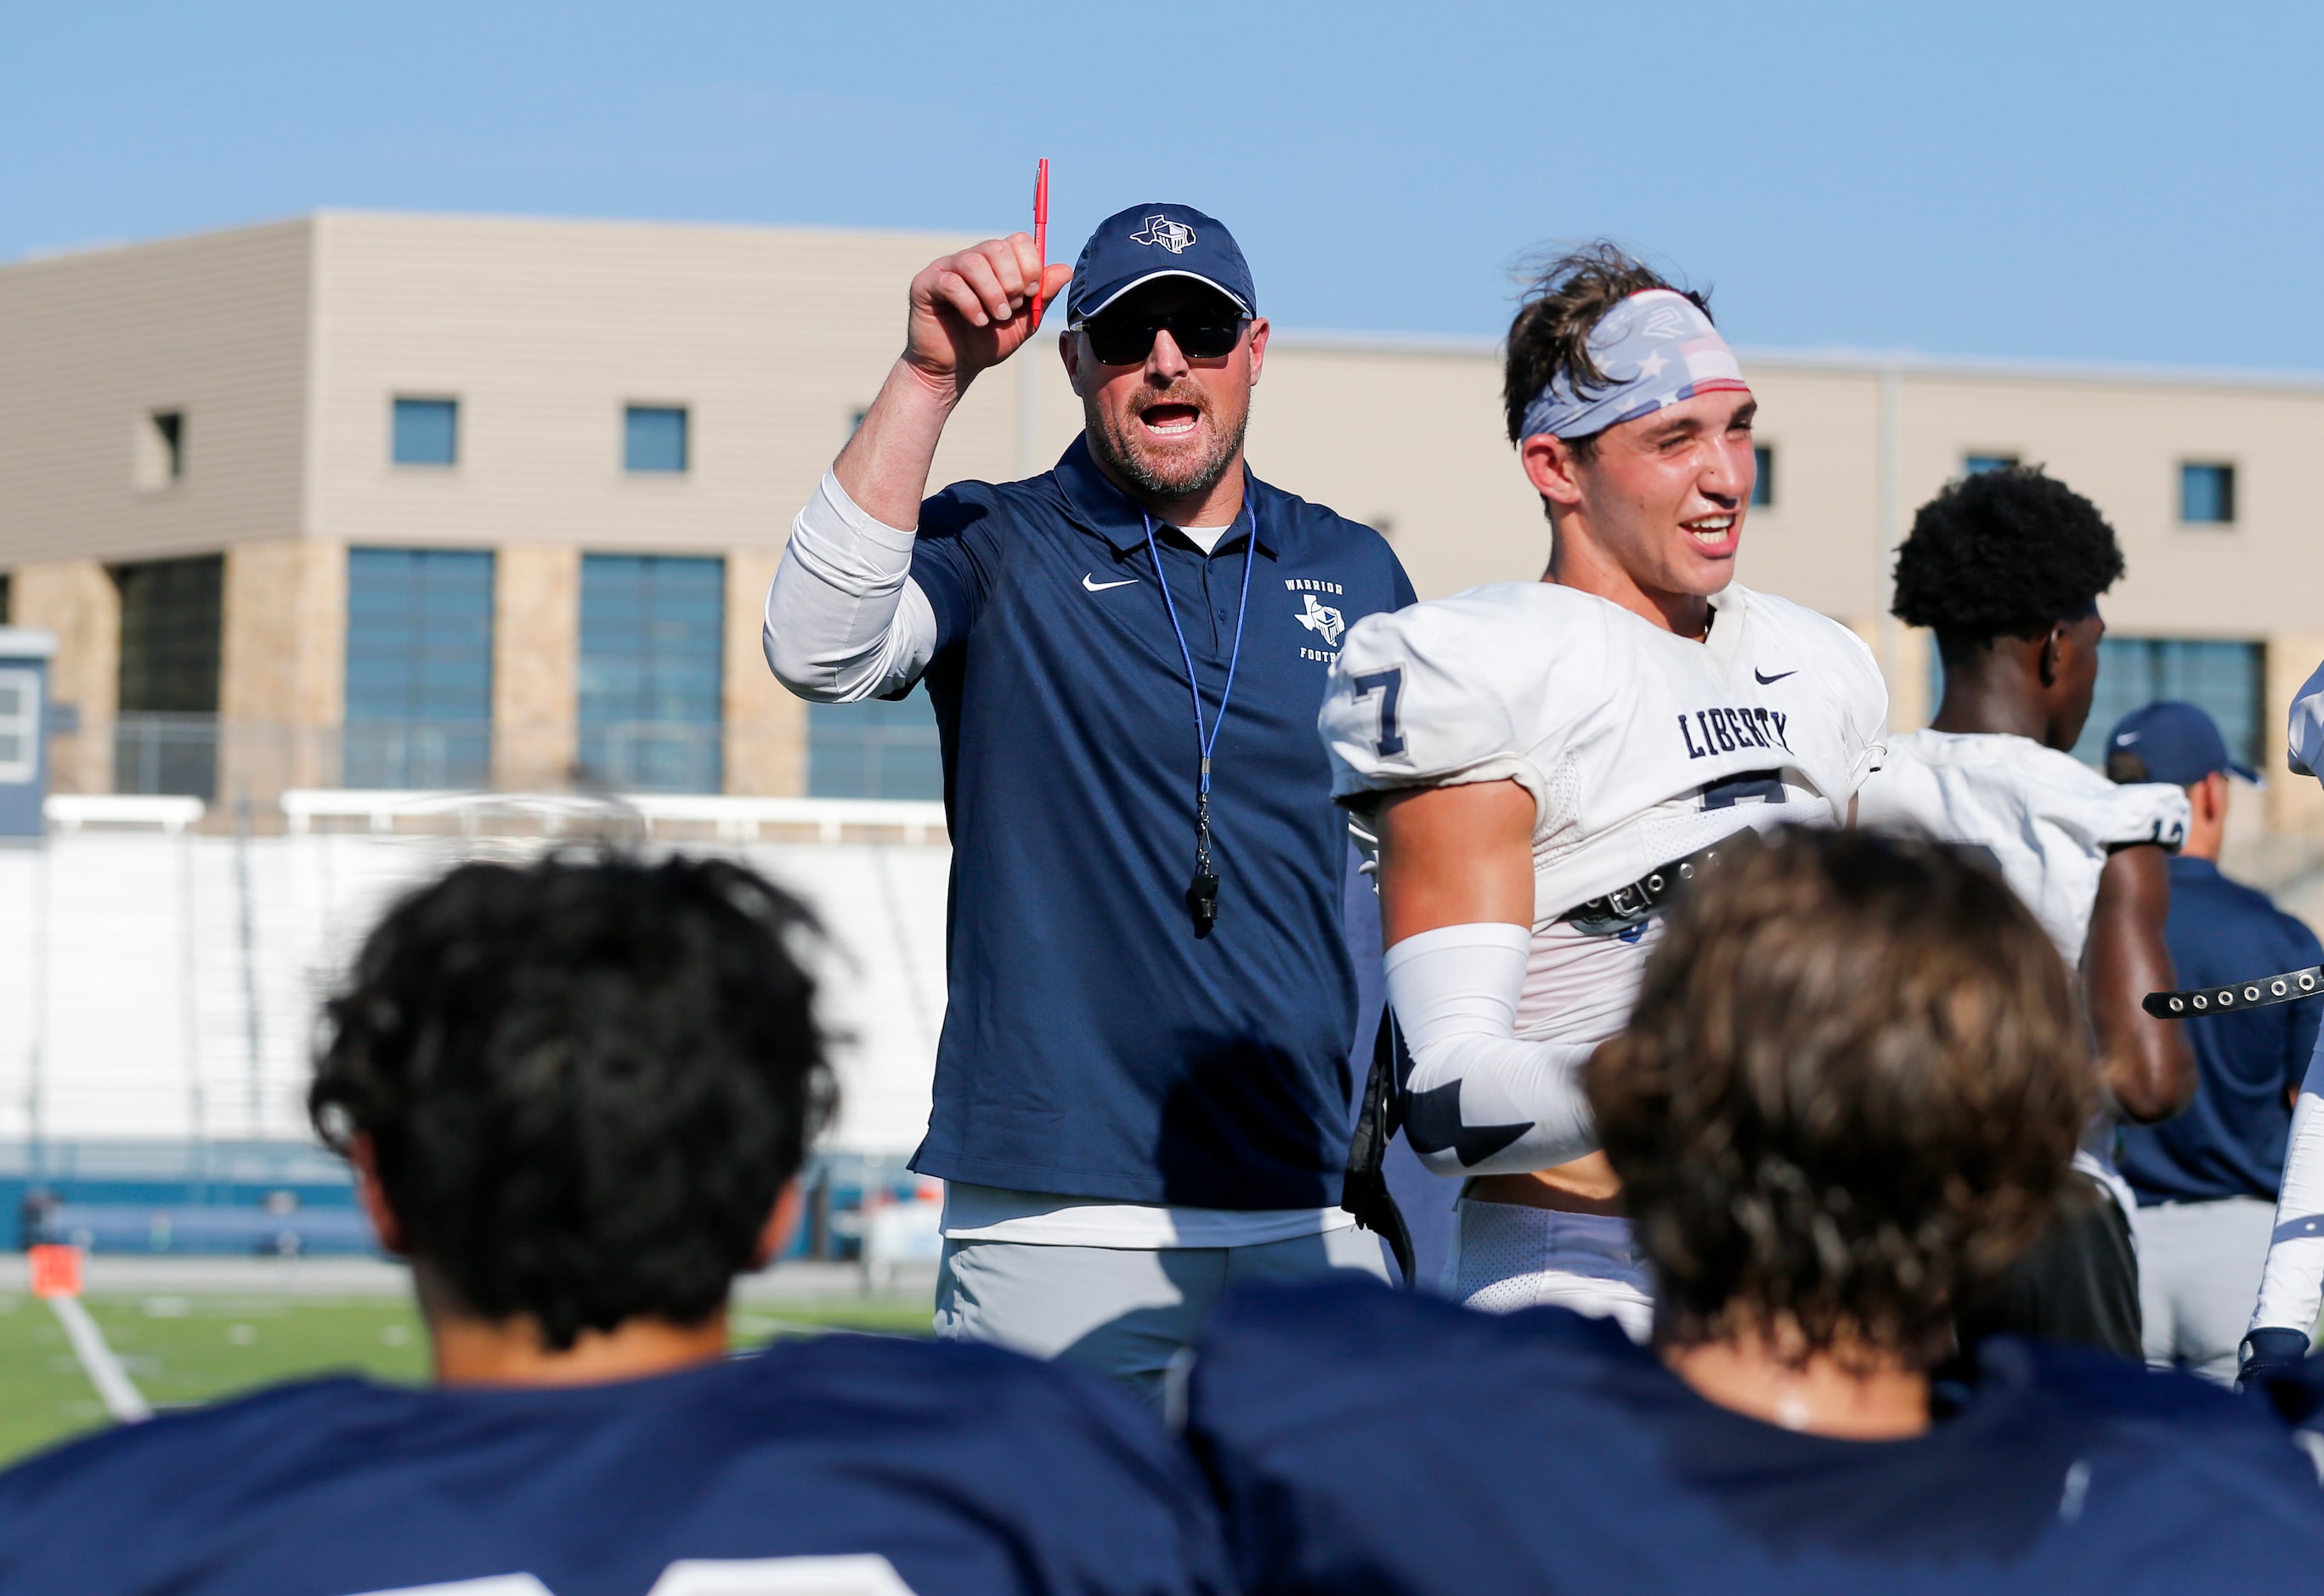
1856, 729, 2189, 967
1323, 580, 1891, 927
1330, 581, 1886, 1216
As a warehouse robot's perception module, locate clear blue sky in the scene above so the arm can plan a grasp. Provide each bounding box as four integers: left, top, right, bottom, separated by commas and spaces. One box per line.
5, 2, 2317, 368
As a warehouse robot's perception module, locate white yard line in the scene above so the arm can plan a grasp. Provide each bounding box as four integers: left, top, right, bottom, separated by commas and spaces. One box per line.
47, 1296, 152, 1423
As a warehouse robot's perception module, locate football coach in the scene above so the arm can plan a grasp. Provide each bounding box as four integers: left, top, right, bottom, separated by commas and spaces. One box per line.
764, 203, 1414, 1401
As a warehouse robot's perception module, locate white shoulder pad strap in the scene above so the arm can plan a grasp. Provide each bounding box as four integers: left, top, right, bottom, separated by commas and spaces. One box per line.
1828, 620, 1891, 790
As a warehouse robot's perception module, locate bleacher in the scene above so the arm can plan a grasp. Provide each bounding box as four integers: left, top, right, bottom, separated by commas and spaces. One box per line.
0, 793, 953, 1257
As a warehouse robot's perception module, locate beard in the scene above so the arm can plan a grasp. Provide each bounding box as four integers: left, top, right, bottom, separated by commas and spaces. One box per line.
1086, 381, 1250, 505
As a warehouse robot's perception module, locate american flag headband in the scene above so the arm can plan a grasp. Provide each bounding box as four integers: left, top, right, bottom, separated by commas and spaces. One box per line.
1520, 288, 1750, 442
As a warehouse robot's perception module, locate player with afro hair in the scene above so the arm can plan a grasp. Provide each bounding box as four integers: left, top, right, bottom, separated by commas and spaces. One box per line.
1892, 464, 2126, 665
1862, 462, 2191, 1364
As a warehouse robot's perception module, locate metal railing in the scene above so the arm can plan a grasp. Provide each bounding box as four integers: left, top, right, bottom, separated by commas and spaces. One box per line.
577, 720, 724, 795
111, 712, 219, 799
48, 714, 946, 820
45, 795, 206, 832
280, 788, 947, 845
807, 706, 944, 801
341, 721, 492, 791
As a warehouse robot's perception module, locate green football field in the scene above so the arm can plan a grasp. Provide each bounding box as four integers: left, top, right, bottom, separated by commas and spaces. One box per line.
0, 1289, 935, 1469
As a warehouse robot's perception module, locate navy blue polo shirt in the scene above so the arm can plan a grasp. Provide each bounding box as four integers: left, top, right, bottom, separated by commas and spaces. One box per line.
2118, 855, 2324, 1205
903, 436, 1413, 1209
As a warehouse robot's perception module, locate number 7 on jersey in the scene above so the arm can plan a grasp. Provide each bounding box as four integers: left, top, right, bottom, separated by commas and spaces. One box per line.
1352, 667, 1406, 758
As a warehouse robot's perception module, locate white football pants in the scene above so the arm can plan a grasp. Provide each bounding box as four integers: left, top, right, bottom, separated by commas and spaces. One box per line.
1447, 1197, 1654, 1342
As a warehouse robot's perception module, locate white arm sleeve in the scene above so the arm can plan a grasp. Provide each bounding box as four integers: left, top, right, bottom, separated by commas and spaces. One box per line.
2252, 1043, 2324, 1338
1386, 923, 1599, 1179
762, 470, 940, 703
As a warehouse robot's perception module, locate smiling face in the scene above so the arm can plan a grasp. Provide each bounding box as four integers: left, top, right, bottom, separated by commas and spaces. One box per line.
1061, 280, 1267, 515
1523, 389, 1758, 629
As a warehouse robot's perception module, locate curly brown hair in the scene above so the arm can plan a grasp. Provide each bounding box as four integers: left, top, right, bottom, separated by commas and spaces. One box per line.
1586, 827, 2089, 1368
1501, 241, 1712, 458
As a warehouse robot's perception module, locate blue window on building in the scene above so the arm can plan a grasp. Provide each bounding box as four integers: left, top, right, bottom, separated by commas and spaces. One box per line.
2180, 462, 2236, 525
344, 548, 495, 789
392, 399, 459, 467
1963, 453, 2020, 476
578, 554, 724, 793
809, 690, 944, 801
624, 405, 689, 473
113, 555, 223, 799
2067, 637, 2264, 771
1751, 445, 1774, 508
1935, 636, 2265, 773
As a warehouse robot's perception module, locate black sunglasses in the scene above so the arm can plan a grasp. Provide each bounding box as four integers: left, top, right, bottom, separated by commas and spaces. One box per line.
1078, 306, 1248, 366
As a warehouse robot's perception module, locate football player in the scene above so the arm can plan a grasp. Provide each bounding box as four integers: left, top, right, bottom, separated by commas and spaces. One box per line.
1321, 244, 1887, 1327
1189, 829, 2324, 1594
1858, 465, 2192, 1359
0, 855, 1231, 1596
2240, 656, 2324, 1384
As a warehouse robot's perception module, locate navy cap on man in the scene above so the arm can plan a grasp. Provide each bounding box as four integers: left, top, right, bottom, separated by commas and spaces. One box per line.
1067, 202, 1256, 323
2106, 699, 2260, 786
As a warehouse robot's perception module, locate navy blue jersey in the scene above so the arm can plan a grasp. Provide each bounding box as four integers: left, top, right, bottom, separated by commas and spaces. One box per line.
905, 437, 1414, 1209
2118, 856, 2324, 1204
0, 1333, 1231, 1596
1186, 1277, 2324, 1594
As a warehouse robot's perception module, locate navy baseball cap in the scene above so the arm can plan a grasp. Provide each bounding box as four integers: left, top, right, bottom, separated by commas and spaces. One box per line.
2105, 700, 2259, 786
1066, 203, 1256, 325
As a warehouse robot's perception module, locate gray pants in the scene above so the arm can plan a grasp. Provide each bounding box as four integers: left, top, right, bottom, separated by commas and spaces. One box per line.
2133, 1196, 2275, 1384
934, 1226, 1391, 1404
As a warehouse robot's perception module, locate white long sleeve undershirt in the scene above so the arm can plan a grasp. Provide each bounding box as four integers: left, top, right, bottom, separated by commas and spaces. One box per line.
1384, 923, 1601, 1179
2251, 1031, 2324, 1338
762, 470, 940, 704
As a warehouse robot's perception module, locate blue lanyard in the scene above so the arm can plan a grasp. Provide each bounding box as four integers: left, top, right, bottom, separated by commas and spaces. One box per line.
1141, 488, 1255, 934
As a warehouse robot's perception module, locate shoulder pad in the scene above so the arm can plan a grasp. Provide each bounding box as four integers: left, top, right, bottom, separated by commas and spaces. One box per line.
1320, 586, 1597, 801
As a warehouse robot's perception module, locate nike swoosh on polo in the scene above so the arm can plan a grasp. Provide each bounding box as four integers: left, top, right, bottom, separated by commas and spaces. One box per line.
1754, 668, 1798, 685
1083, 573, 1139, 592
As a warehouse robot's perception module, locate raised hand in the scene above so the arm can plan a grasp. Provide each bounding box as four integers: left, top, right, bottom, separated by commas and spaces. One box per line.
838, 237, 1072, 527
903, 235, 1075, 396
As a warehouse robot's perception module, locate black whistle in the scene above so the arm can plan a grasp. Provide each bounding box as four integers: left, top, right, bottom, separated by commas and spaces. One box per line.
1187, 869, 1220, 936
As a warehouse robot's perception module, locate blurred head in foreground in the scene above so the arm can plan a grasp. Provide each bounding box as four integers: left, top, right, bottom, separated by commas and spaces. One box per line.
1590, 826, 2089, 1377
0, 855, 1237, 1595
1181, 825, 2324, 1596
311, 852, 834, 1378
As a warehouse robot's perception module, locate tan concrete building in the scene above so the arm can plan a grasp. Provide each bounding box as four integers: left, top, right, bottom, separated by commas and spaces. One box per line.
3, 212, 2321, 838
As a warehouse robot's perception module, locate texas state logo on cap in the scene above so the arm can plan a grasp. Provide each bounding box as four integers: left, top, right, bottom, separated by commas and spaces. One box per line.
1067, 202, 1257, 325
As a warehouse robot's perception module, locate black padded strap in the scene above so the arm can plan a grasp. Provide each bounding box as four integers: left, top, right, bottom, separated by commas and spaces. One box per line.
1340, 1007, 1417, 1286
1561, 830, 1761, 937
2145, 965, 2324, 1019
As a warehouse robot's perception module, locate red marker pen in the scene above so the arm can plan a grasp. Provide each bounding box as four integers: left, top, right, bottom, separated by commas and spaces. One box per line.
1030, 158, 1050, 327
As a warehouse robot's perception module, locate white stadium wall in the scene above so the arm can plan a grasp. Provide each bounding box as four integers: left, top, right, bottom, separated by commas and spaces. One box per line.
0, 832, 950, 1156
